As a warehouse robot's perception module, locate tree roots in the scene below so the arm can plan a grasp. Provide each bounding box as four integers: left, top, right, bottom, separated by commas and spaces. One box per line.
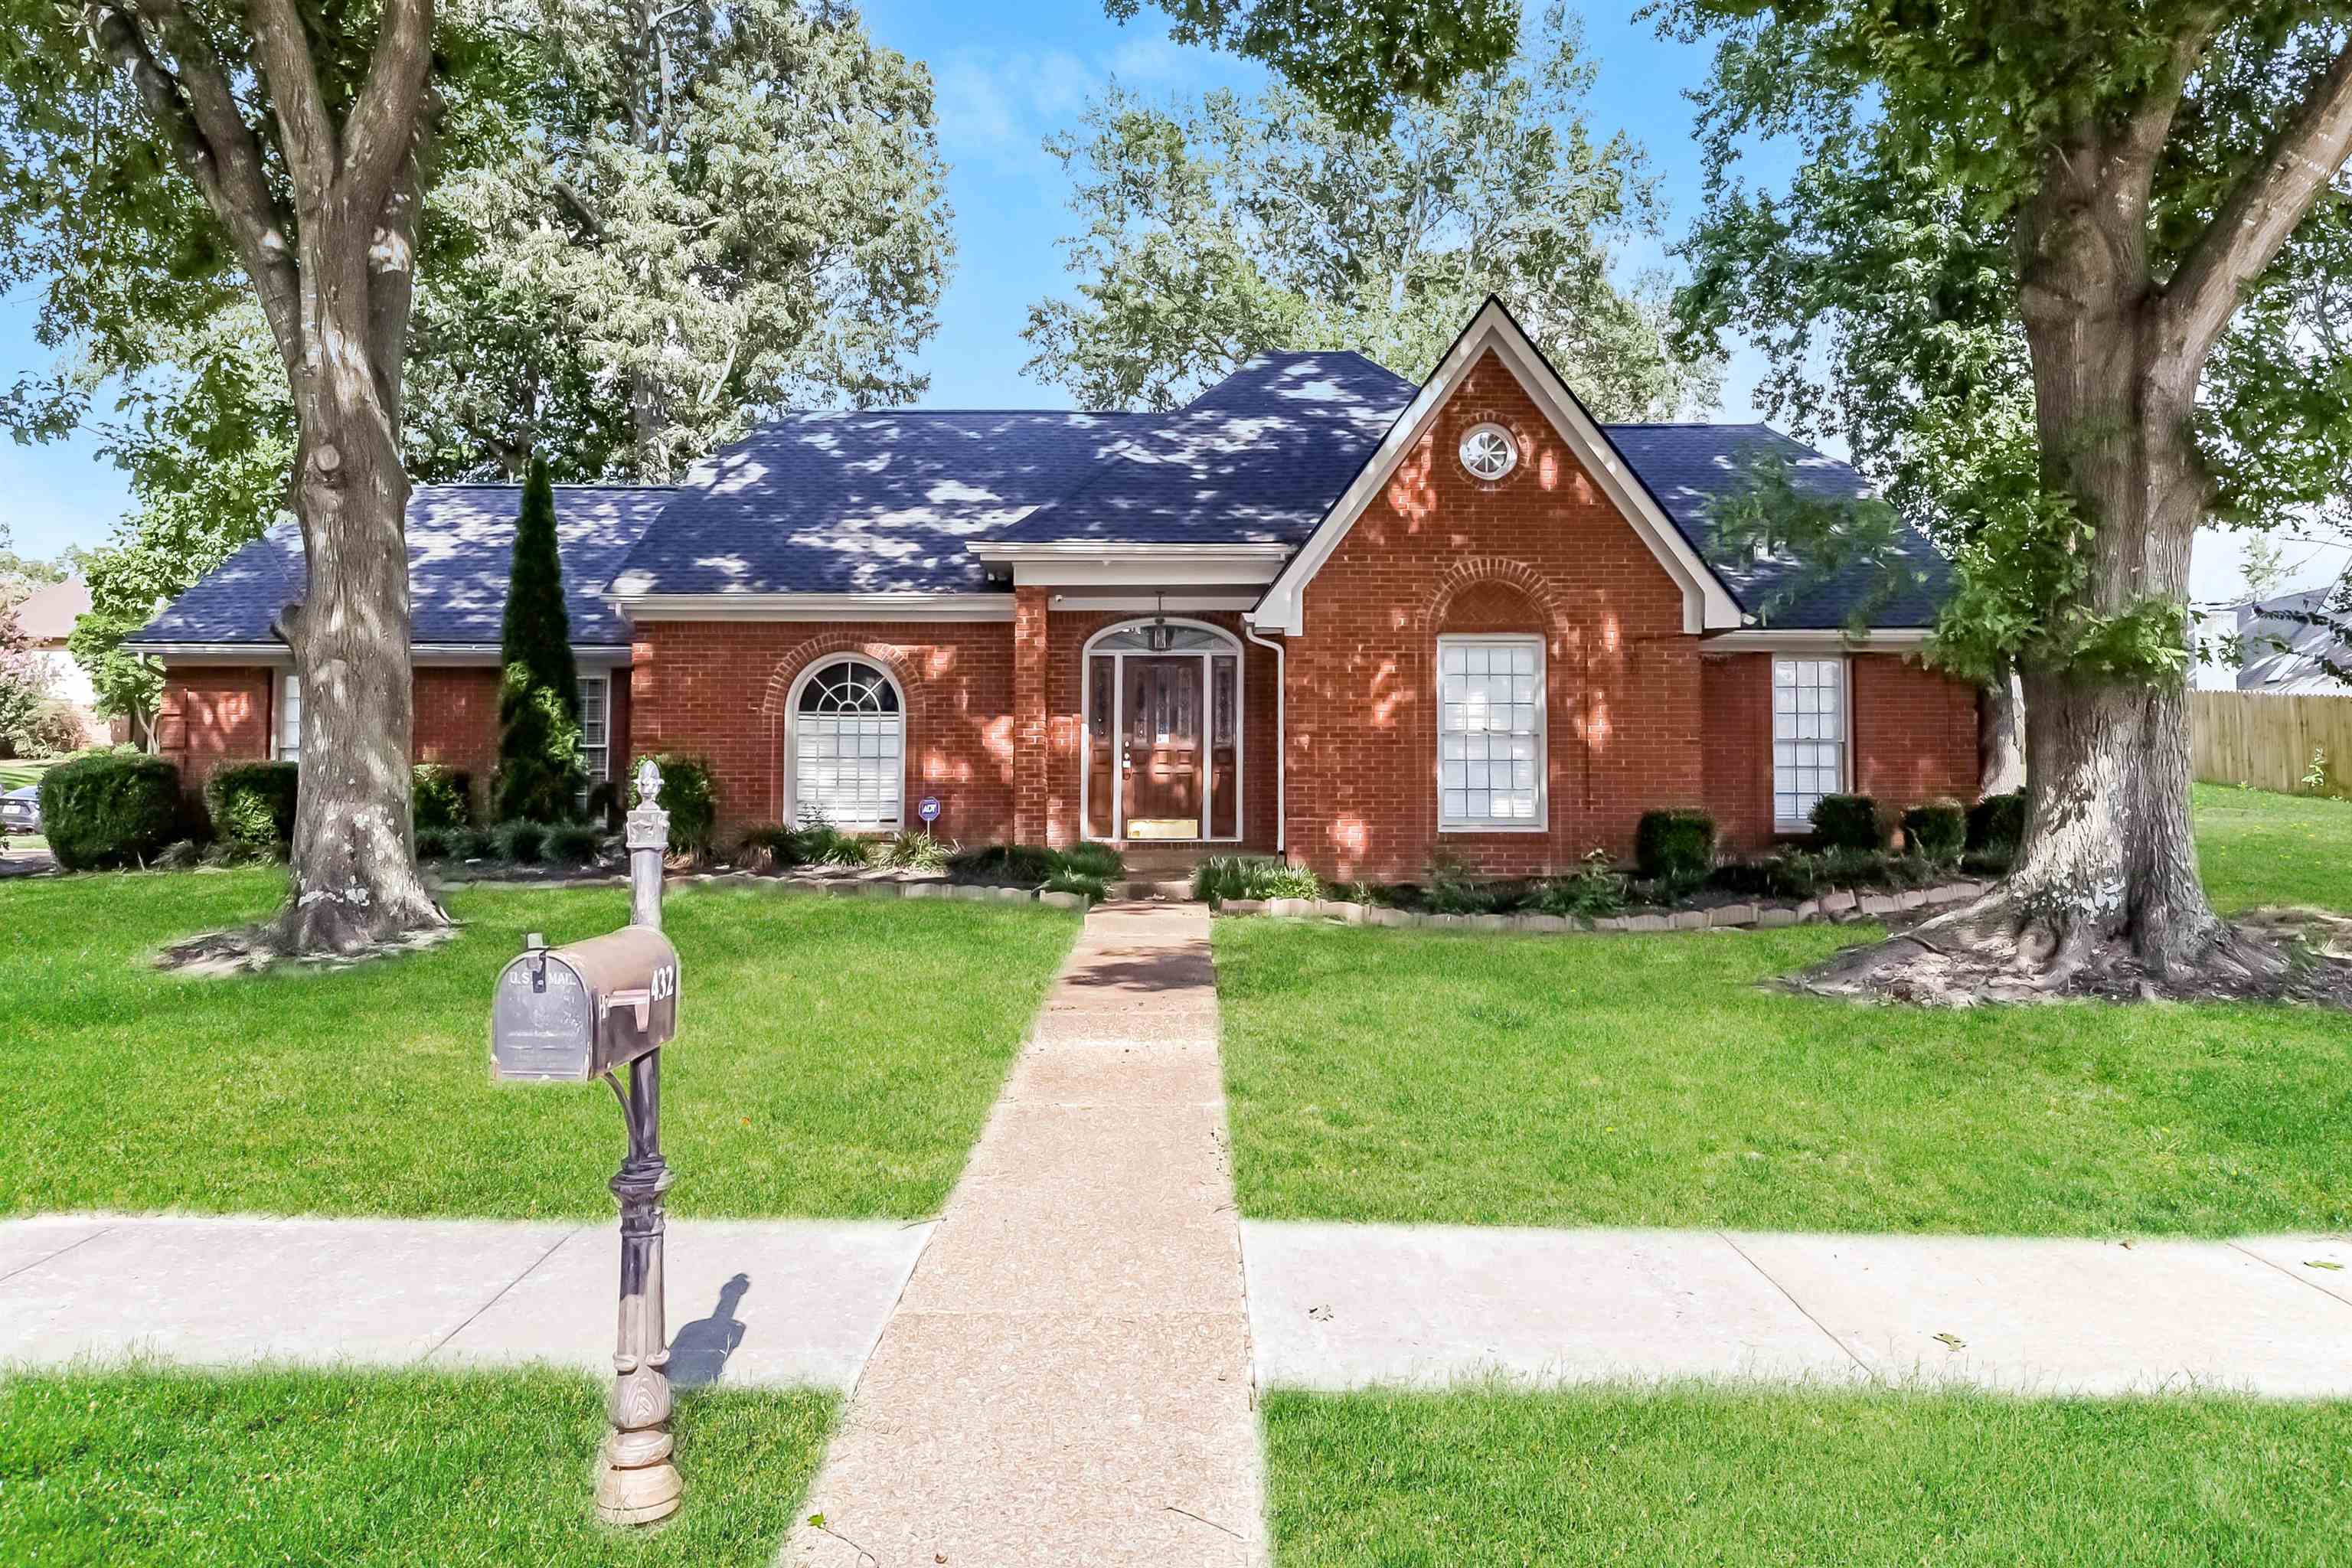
1788, 890, 2352, 1008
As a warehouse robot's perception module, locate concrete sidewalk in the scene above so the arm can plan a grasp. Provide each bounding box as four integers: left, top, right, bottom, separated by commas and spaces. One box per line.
0, 1213, 929, 1390
1246, 1220, 2352, 1396
784, 900, 1265, 1568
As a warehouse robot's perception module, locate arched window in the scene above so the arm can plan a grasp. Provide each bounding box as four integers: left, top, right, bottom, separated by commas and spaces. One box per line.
791, 658, 904, 829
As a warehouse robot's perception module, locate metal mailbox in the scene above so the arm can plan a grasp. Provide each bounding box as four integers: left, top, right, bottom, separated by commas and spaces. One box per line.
492, 925, 680, 1082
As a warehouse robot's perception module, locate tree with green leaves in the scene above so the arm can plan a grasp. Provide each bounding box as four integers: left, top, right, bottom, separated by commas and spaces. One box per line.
1657, 0, 2352, 993
493, 457, 583, 822
1027, 7, 1718, 415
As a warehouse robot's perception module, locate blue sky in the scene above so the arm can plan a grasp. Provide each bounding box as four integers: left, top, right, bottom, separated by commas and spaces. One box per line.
0, 0, 2317, 599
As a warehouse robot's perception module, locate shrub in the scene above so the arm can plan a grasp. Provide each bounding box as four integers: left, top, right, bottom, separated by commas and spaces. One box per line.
809, 826, 871, 867
1426, 853, 1506, 914
1535, 852, 1627, 918
1635, 808, 1715, 882
1191, 854, 1319, 903
494, 456, 586, 822
452, 826, 500, 862
737, 823, 805, 867
1044, 867, 1109, 903
954, 843, 1060, 885
1058, 842, 1125, 880
12, 698, 86, 759
1810, 793, 1884, 851
204, 761, 300, 854
415, 827, 453, 861
1901, 799, 1968, 862
547, 822, 603, 865
40, 751, 181, 870
880, 828, 950, 872
1967, 789, 2028, 853
646, 756, 717, 853
498, 819, 548, 865
412, 764, 472, 832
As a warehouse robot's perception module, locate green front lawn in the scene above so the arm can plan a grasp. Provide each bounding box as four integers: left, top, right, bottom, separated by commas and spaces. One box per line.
1, 758, 53, 791
2193, 781, 2352, 913
1218, 920, 2352, 1234
0, 1367, 830, 1566
5, 870, 1075, 1218
1265, 1386, 2352, 1566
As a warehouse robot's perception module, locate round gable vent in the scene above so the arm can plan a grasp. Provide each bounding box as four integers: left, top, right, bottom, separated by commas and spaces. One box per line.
1459, 422, 1518, 481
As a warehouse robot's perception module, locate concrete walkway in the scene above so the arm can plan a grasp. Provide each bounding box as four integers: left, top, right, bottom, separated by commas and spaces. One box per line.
783, 900, 1264, 1568
0, 1214, 929, 1390
1246, 1220, 2352, 1397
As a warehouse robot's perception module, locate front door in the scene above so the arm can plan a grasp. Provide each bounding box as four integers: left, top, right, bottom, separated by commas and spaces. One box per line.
1122, 657, 1200, 838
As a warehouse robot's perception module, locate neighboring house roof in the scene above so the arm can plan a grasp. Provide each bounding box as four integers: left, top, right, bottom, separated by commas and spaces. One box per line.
608, 411, 1148, 597
11, 576, 93, 645
2231, 585, 2352, 693
1609, 423, 1955, 630
129, 485, 670, 649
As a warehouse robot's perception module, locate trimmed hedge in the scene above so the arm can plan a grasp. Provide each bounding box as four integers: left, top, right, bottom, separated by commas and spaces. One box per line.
204, 761, 299, 853
647, 755, 717, 853
1810, 793, 1884, 851
1901, 799, 1968, 862
1968, 789, 2028, 852
1635, 808, 1716, 883
40, 751, 182, 870
412, 764, 472, 832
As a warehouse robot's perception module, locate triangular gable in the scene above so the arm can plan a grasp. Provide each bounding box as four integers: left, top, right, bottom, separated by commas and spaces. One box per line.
1249, 296, 1744, 637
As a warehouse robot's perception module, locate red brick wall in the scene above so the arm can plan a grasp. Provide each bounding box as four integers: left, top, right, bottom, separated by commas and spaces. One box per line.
626, 619, 1015, 843
156, 668, 274, 801
1013, 588, 1049, 841
1282, 349, 1704, 881
414, 668, 500, 810
1701, 650, 1982, 852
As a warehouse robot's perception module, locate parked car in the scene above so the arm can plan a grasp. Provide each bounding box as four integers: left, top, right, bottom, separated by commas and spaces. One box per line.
1, 785, 40, 835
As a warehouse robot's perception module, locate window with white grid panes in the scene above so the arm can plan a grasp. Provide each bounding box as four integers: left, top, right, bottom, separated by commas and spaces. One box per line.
1772, 657, 1847, 828
574, 675, 611, 808
276, 671, 301, 762
792, 658, 904, 828
1437, 635, 1544, 829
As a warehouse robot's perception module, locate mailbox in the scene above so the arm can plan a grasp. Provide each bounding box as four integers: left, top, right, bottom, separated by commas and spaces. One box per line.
492, 926, 680, 1082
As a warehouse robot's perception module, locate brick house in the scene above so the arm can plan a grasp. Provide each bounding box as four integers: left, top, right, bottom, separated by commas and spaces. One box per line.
130, 299, 1981, 877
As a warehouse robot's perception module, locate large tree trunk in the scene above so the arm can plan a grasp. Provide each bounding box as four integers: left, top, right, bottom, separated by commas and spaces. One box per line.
273, 194, 445, 952
1978, 672, 2024, 795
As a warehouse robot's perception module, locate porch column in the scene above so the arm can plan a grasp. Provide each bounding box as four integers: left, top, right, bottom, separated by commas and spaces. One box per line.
1013, 585, 1049, 844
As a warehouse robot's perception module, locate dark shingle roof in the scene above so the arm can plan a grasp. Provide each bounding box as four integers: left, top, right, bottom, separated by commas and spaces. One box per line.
994, 352, 1416, 548
608, 412, 1147, 596
1605, 423, 1954, 630
129, 485, 669, 648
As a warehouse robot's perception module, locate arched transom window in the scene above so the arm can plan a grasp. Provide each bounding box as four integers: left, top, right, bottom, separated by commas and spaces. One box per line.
792, 658, 903, 829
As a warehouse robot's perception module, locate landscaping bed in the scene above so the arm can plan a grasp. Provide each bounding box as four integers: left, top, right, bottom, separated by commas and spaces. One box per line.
1264, 1384, 2352, 1566
2, 868, 1076, 1218
0, 1366, 831, 1566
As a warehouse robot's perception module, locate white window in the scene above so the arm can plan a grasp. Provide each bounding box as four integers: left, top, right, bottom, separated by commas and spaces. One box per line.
276, 671, 302, 762
792, 658, 904, 829
1459, 422, 1518, 481
1772, 657, 1847, 828
579, 675, 611, 786
1437, 635, 1544, 830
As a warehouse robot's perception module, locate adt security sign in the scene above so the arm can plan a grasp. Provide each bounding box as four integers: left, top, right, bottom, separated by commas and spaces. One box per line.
918, 796, 941, 825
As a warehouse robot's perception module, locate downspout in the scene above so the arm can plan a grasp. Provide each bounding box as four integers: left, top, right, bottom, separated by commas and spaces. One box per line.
1243, 619, 1285, 855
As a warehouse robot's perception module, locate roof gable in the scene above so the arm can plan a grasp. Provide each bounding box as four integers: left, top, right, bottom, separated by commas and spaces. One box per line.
1252, 297, 1744, 636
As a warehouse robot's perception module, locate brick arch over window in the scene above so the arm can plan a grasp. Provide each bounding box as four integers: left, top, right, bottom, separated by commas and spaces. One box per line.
1416, 557, 1572, 639
756, 635, 931, 728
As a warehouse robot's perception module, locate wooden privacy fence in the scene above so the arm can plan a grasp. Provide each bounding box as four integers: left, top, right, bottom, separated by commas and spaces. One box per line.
2191, 690, 2352, 795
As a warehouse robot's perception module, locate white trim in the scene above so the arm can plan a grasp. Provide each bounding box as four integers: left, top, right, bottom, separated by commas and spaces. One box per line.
611, 593, 1013, 622
966, 541, 1292, 562
1706, 628, 1930, 652
1769, 654, 1852, 833
1242, 623, 1285, 853
1078, 617, 1246, 845
130, 642, 292, 665
1006, 558, 1282, 588
136, 641, 633, 668
577, 673, 612, 797
273, 668, 302, 763
1459, 421, 1519, 481
783, 656, 909, 831
1253, 298, 1743, 637
1049, 591, 1263, 611
1435, 632, 1548, 834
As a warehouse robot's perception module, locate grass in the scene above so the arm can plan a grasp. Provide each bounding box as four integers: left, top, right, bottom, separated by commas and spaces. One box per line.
1263, 1384, 2352, 1566
1217, 916, 2352, 1235
0, 1365, 831, 1566
2, 757, 53, 790
3, 869, 1076, 1219
2193, 781, 2352, 913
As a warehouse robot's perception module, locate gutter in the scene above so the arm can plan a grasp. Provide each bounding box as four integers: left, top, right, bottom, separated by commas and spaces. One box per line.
1242, 619, 1286, 855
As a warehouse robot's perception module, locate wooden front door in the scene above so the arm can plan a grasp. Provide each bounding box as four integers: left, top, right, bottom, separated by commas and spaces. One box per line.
1123, 657, 1200, 837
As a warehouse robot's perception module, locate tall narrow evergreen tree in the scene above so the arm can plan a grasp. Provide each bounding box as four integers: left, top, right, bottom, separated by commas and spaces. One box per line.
495, 457, 584, 822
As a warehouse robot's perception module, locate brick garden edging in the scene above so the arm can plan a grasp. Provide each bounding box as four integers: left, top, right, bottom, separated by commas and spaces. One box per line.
1214, 879, 1994, 933
435, 863, 1092, 910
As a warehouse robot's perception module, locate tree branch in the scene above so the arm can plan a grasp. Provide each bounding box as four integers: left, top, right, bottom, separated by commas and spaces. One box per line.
240, 0, 336, 207
342, 0, 436, 212
2161, 35, 2352, 372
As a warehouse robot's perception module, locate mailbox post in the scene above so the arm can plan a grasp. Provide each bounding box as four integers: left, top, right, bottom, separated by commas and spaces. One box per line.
488, 757, 685, 1526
